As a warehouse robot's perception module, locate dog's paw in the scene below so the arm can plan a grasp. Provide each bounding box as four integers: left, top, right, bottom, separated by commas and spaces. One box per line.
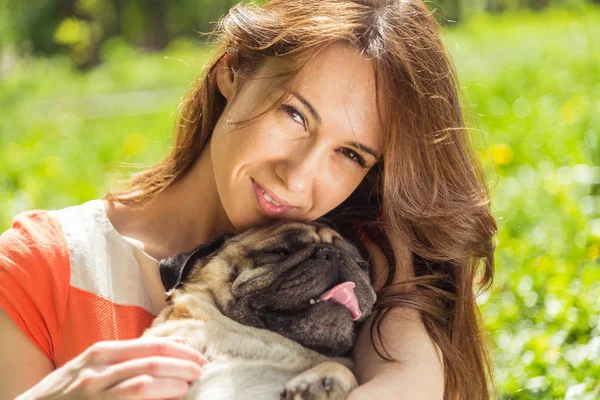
281, 361, 356, 400
280, 377, 344, 400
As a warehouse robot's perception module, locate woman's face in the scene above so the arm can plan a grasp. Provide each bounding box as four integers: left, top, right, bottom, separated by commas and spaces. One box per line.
210, 44, 383, 232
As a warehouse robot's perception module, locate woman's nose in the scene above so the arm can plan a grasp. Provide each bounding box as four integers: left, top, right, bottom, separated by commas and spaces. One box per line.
275, 144, 327, 193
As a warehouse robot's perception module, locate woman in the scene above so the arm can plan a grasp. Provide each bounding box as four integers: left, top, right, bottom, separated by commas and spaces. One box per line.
0, 0, 497, 398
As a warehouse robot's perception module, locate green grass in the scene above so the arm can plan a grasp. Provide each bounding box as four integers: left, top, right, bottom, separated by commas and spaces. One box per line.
1, 6, 599, 398
0, 38, 212, 220
445, 6, 600, 399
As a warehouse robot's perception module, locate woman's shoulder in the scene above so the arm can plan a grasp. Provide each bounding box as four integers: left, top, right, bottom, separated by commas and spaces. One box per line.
50, 199, 132, 257
1, 204, 69, 266
46, 200, 160, 313
0, 199, 151, 292
1, 200, 113, 261
0, 200, 117, 301
0, 200, 160, 365
3, 199, 104, 238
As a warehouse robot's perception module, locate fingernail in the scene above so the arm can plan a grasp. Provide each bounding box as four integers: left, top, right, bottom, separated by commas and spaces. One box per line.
168, 336, 187, 343
195, 353, 207, 365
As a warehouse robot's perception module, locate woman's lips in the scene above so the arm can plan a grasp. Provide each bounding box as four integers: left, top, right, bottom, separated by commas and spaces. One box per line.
251, 179, 294, 217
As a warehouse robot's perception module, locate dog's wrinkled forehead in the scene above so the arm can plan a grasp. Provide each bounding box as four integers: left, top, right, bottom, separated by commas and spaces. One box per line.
222, 221, 344, 256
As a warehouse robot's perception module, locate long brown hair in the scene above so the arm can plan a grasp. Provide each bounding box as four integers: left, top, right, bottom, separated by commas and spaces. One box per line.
107, 0, 497, 397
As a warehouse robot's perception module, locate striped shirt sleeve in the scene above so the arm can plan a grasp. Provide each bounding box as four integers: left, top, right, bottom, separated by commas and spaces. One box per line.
0, 210, 70, 361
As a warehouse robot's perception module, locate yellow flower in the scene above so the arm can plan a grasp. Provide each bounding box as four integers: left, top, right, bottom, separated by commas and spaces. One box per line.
490, 143, 514, 166
123, 133, 147, 156
588, 242, 600, 260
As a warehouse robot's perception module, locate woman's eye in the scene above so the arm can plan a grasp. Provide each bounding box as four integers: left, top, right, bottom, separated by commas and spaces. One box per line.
339, 148, 367, 168
281, 104, 307, 129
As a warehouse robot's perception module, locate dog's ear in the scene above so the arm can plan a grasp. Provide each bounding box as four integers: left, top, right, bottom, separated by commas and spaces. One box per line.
159, 232, 236, 291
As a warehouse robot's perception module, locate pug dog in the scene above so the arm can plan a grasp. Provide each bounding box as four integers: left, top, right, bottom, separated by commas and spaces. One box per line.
144, 221, 377, 400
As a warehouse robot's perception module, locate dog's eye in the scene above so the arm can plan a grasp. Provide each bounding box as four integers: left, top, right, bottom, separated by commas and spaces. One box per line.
357, 261, 369, 272
265, 247, 290, 256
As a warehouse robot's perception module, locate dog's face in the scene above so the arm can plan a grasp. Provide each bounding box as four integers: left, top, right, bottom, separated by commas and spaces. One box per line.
160, 221, 377, 357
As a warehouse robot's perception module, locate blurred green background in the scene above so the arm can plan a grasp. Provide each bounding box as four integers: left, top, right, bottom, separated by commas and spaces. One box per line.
0, 0, 599, 398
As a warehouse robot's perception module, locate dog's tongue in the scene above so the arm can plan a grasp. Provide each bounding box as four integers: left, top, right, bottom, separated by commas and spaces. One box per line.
319, 281, 361, 321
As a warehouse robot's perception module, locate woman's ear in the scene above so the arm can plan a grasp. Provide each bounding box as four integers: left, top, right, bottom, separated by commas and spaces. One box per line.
215, 52, 238, 100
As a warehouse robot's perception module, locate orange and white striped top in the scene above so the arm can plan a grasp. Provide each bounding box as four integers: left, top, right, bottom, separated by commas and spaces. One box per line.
0, 200, 167, 367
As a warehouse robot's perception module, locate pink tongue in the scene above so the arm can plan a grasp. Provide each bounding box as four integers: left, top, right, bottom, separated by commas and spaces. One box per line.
319, 281, 361, 321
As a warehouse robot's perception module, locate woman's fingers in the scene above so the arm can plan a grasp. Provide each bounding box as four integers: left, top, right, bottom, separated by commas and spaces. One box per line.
79, 356, 202, 394
104, 375, 191, 400
85, 336, 206, 367
110, 356, 202, 382
59, 337, 205, 398
17, 337, 205, 399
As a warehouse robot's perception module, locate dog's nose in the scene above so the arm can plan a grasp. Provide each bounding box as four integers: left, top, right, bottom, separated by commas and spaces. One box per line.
315, 247, 338, 261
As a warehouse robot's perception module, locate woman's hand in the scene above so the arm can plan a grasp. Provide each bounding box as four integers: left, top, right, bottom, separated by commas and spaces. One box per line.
17, 336, 206, 400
